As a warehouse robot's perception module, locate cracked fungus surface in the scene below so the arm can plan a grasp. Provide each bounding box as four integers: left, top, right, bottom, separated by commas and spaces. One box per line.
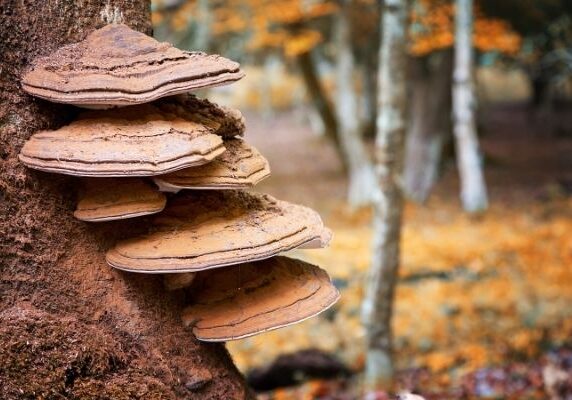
106, 190, 330, 273
21, 24, 244, 107
18, 104, 226, 177
182, 256, 340, 342
154, 138, 270, 191
74, 178, 166, 222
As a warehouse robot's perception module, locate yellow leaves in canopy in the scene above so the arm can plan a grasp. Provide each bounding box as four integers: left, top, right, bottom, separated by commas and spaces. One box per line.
410, 0, 522, 56
212, 15, 247, 35
285, 30, 323, 57
474, 19, 522, 55
155, 0, 336, 56
247, 29, 323, 57
248, 30, 289, 51
259, 2, 338, 24
172, 2, 195, 31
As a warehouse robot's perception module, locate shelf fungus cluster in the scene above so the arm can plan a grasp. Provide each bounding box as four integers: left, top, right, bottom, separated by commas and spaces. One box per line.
19, 24, 339, 342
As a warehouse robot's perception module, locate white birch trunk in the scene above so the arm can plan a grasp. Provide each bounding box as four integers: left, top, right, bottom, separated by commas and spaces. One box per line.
195, 0, 211, 50
404, 51, 452, 202
335, 0, 376, 207
453, 0, 488, 212
362, 0, 409, 389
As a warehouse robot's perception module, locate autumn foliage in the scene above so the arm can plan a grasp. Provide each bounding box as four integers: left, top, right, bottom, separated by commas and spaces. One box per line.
153, 0, 523, 58
410, 0, 522, 55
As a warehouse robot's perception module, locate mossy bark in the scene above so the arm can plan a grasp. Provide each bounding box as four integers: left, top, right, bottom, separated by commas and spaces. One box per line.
0, 1, 251, 398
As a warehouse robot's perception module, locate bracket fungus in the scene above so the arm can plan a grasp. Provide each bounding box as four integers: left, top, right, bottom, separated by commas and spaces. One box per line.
74, 178, 166, 222
297, 227, 334, 249
153, 138, 271, 192
19, 24, 338, 345
21, 24, 244, 108
106, 191, 329, 273
155, 95, 246, 139
18, 105, 226, 177
182, 256, 340, 342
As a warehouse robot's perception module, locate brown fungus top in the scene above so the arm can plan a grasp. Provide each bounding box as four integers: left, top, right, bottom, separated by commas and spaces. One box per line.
155, 95, 246, 139
21, 24, 244, 108
74, 178, 166, 222
18, 104, 225, 177
105, 191, 328, 273
182, 256, 340, 342
153, 138, 271, 192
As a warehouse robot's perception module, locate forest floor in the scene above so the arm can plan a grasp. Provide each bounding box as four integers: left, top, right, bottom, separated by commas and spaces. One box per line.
225, 102, 572, 399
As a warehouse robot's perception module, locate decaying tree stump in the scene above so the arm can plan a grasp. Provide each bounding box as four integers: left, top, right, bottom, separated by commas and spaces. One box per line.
0, 1, 252, 398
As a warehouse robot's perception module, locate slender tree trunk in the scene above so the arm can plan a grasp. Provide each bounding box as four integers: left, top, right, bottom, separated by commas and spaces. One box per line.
453, 0, 488, 212
194, 0, 211, 50
335, 0, 376, 206
362, 56, 379, 139
297, 51, 347, 171
404, 51, 453, 202
0, 2, 251, 398
360, 0, 381, 140
362, 0, 409, 390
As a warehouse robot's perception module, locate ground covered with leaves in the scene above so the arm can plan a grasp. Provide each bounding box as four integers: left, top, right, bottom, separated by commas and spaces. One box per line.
223, 103, 572, 398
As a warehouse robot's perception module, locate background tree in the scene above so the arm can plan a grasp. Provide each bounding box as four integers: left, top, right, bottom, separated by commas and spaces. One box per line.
0, 1, 250, 398
452, 0, 488, 212
335, 0, 376, 206
404, 0, 521, 204
362, 0, 409, 389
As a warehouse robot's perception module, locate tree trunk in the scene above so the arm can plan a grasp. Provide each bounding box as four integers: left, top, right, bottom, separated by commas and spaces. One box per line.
362, 0, 409, 390
335, 0, 376, 207
194, 0, 212, 51
359, 0, 381, 140
362, 55, 379, 139
0, 2, 251, 399
404, 51, 453, 203
297, 51, 347, 171
453, 0, 488, 212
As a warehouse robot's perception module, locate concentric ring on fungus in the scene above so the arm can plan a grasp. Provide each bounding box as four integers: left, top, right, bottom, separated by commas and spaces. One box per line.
18, 104, 226, 177
153, 138, 271, 192
105, 191, 331, 273
21, 24, 244, 108
182, 256, 340, 342
74, 178, 166, 222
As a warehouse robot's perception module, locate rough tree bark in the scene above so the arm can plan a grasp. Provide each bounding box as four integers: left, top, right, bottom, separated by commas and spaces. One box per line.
362, 0, 409, 390
297, 51, 347, 171
404, 51, 453, 203
335, 0, 376, 206
0, 2, 251, 399
453, 0, 488, 212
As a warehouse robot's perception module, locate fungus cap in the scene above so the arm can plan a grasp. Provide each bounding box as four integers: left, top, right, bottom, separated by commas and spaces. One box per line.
156, 95, 245, 139
153, 138, 270, 192
106, 191, 328, 273
182, 256, 340, 341
18, 105, 225, 177
74, 178, 166, 222
21, 24, 244, 108
297, 227, 333, 249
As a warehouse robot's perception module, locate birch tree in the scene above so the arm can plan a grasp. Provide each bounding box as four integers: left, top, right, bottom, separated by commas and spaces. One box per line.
194, 0, 211, 50
362, 0, 409, 389
335, 0, 376, 206
404, 51, 453, 203
453, 0, 488, 212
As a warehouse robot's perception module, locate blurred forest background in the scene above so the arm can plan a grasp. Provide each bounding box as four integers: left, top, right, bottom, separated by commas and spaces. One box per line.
153, 0, 572, 398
